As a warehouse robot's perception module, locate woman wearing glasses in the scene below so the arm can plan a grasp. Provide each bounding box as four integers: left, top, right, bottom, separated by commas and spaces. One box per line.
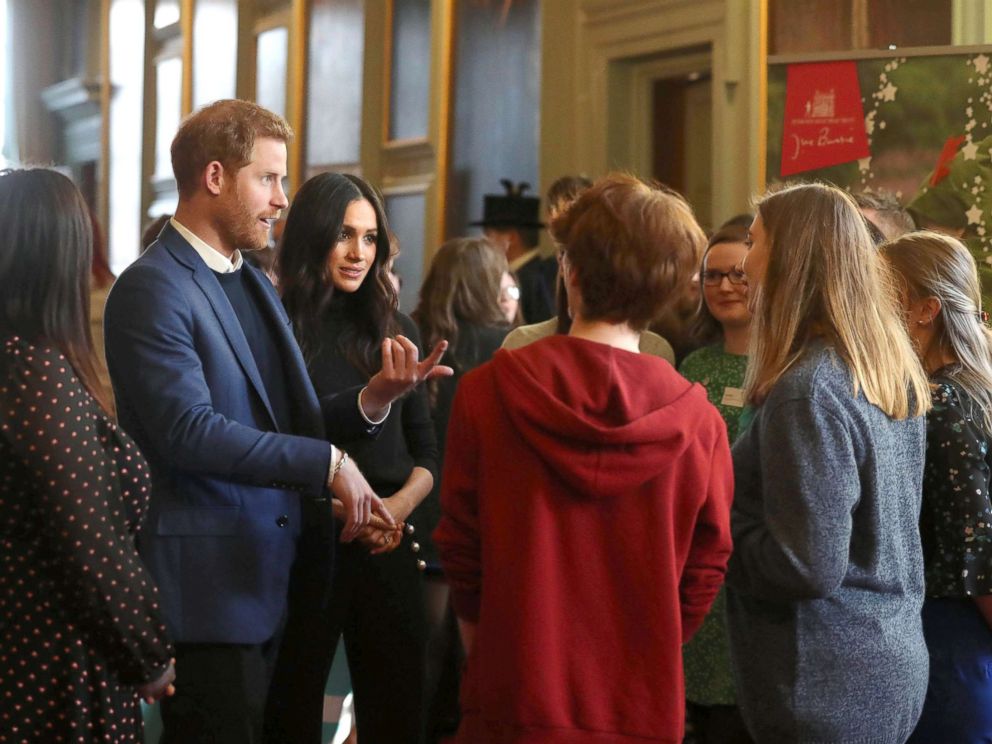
679, 221, 754, 744
680, 222, 752, 440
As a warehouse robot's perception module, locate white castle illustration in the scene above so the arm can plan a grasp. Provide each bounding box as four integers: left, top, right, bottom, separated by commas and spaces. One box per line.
805, 89, 836, 118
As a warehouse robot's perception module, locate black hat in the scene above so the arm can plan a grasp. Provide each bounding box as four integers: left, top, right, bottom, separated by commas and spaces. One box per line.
470, 180, 545, 229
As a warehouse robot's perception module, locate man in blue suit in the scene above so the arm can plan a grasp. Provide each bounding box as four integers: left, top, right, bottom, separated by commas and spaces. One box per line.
105, 99, 449, 743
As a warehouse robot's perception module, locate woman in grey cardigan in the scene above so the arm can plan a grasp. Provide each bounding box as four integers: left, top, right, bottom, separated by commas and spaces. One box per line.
727, 183, 932, 743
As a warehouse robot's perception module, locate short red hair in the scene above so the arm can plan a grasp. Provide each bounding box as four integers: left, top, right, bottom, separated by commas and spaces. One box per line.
171, 99, 293, 197
550, 173, 704, 331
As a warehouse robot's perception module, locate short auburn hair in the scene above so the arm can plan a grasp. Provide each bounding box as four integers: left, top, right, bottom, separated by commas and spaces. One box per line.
171, 99, 293, 197
550, 173, 704, 331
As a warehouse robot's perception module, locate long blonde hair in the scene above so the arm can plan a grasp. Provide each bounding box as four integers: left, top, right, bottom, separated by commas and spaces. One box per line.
745, 183, 930, 419
881, 231, 992, 434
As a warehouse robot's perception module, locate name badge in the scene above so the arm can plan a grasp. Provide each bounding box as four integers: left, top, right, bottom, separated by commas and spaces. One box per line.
721, 386, 745, 408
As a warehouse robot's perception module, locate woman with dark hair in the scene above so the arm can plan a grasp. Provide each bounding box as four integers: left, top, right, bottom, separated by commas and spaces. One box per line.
412, 236, 512, 741
0, 168, 175, 741
274, 172, 438, 744
435, 173, 733, 743
414, 237, 512, 477
679, 220, 753, 744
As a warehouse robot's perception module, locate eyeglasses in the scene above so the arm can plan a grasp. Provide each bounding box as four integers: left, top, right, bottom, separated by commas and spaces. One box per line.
701, 268, 747, 287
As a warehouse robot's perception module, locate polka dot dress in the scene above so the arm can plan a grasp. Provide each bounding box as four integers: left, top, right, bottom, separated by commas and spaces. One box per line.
921, 374, 992, 598
0, 337, 173, 743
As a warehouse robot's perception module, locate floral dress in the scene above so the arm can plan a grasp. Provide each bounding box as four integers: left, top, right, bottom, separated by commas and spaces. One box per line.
0, 337, 173, 743
920, 376, 992, 597
678, 344, 748, 707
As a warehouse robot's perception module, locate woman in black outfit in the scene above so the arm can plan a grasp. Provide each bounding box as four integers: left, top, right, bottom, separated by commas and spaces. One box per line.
0, 168, 175, 742
274, 172, 437, 744
414, 237, 512, 479
412, 237, 511, 741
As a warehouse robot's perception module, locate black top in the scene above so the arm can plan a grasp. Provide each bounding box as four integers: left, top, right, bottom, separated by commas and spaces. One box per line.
306, 302, 437, 508
216, 268, 293, 434
432, 322, 510, 466
922, 373, 992, 598
421, 321, 508, 565
0, 336, 173, 741
516, 254, 557, 324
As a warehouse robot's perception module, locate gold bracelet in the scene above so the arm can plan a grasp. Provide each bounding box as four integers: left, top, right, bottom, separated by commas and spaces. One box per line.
330, 450, 349, 482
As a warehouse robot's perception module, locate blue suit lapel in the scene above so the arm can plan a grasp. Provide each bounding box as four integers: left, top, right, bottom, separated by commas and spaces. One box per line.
161, 227, 279, 431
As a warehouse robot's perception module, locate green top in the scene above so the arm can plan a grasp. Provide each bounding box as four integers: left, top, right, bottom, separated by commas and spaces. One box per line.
679, 344, 749, 442
678, 343, 748, 706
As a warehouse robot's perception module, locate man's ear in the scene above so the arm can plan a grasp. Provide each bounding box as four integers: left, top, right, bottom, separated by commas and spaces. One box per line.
204, 161, 225, 196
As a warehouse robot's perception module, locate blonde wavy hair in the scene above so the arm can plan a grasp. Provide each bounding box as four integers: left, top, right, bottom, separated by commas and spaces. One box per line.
881, 230, 992, 434
745, 183, 930, 419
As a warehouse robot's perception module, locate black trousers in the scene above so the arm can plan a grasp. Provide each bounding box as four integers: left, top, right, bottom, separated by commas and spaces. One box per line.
424, 582, 464, 744
266, 538, 428, 744
684, 701, 755, 744
160, 636, 282, 744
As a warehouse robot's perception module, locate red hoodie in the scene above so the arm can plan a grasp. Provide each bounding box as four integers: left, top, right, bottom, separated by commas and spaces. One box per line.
434, 335, 733, 744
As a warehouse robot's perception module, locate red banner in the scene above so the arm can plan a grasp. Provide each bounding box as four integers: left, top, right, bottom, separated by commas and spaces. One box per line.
780, 61, 870, 177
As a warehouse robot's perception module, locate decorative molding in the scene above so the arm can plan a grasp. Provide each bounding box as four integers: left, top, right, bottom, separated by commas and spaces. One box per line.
580, 0, 716, 28
380, 175, 432, 196
579, 0, 724, 59
580, 0, 706, 25
41, 77, 108, 164
305, 162, 364, 181
383, 137, 433, 157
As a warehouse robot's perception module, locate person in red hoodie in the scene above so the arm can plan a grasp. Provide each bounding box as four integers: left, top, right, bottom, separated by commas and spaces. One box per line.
434, 173, 734, 744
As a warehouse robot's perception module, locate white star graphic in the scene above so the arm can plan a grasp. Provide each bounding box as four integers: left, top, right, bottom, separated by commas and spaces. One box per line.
968, 204, 984, 225
864, 111, 876, 135
858, 156, 872, 172
976, 54, 991, 75
963, 140, 981, 160
879, 82, 898, 102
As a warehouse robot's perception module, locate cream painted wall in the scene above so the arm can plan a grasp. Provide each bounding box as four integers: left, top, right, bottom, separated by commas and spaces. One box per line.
540, 0, 765, 223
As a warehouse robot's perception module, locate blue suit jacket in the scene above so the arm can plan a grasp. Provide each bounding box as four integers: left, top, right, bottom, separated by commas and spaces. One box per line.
105, 224, 372, 644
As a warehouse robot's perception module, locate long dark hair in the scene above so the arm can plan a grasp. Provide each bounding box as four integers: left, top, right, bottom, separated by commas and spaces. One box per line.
278, 172, 398, 376
0, 168, 112, 413
413, 237, 509, 364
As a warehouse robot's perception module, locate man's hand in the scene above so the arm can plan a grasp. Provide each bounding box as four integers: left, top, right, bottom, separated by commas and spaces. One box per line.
329, 455, 395, 542
137, 659, 176, 704
332, 497, 405, 555
361, 336, 453, 420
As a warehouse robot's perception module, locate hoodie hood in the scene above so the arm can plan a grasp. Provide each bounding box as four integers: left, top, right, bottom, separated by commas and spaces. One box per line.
491, 335, 713, 499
